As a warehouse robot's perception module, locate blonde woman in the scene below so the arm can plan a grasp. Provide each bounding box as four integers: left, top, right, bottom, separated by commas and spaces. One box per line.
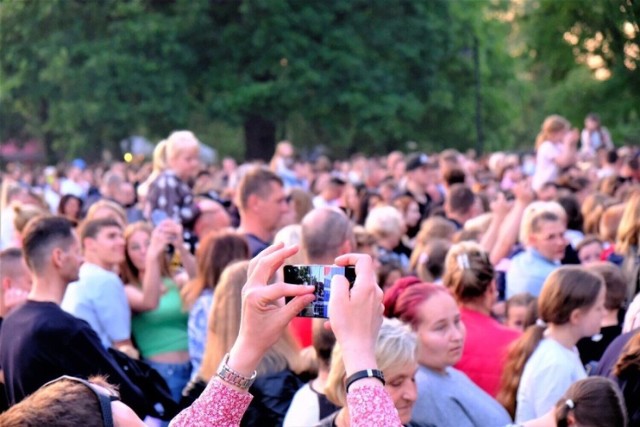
319, 318, 419, 427
365, 205, 408, 272
185, 260, 306, 425
506, 201, 568, 298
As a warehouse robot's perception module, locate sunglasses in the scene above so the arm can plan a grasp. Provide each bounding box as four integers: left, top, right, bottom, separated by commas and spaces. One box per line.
41, 375, 120, 427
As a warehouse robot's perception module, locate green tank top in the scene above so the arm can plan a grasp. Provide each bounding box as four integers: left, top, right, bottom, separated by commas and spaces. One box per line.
131, 277, 189, 358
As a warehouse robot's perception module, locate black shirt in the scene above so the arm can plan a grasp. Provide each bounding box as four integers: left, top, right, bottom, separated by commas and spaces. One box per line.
0, 301, 148, 417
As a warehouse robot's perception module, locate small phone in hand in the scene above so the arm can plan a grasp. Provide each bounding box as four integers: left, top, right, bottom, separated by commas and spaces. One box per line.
284, 265, 356, 318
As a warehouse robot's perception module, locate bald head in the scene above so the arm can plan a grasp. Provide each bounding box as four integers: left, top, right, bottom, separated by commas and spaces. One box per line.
301, 207, 354, 263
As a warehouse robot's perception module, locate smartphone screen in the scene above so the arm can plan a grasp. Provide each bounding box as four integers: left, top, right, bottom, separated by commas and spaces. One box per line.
283, 265, 356, 318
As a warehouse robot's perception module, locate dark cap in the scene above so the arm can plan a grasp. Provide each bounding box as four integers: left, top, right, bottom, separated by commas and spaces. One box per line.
405, 153, 429, 172
329, 172, 347, 185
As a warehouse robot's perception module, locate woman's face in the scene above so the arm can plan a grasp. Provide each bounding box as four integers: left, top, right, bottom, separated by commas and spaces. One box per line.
384, 362, 418, 424
416, 292, 465, 371
405, 202, 421, 228
126, 230, 150, 271
64, 198, 81, 219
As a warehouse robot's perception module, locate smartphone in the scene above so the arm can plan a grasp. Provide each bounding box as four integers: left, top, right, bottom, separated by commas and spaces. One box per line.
149, 209, 175, 256
284, 265, 356, 318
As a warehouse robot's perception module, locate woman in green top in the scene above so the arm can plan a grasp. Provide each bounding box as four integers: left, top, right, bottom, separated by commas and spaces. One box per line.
120, 220, 194, 404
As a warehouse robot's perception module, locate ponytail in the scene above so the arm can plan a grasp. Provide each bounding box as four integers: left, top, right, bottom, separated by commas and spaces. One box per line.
555, 399, 573, 427
498, 266, 604, 418
497, 324, 546, 417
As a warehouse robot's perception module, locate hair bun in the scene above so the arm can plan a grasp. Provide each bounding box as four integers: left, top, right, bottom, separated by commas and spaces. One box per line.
383, 276, 421, 318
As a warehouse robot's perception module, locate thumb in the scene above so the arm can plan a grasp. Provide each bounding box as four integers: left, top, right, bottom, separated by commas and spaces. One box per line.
328, 275, 350, 320
282, 294, 316, 319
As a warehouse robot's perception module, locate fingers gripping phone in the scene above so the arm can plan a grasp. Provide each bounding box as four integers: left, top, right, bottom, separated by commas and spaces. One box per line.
150, 209, 175, 256
284, 265, 356, 318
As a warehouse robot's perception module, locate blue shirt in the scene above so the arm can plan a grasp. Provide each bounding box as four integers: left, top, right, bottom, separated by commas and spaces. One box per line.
506, 248, 559, 298
61, 263, 131, 348
188, 289, 214, 377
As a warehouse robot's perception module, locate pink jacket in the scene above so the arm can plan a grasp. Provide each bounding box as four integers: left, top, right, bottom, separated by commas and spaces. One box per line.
170, 379, 401, 427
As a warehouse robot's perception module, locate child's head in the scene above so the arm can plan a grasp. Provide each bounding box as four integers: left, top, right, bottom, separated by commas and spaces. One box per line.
576, 236, 604, 265
554, 377, 627, 427
535, 115, 571, 149
538, 266, 605, 336
586, 262, 627, 313
498, 266, 605, 417
505, 293, 536, 332
166, 130, 201, 180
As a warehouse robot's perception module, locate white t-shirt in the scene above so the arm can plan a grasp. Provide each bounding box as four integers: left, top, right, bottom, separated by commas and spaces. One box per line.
532, 141, 560, 192
283, 383, 320, 427
515, 338, 586, 423
62, 262, 131, 348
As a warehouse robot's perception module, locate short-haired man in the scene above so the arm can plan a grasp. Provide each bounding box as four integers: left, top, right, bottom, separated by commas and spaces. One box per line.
444, 184, 479, 230
61, 218, 132, 350
236, 166, 289, 257
0, 248, 31, 317
301, 207, 354, 265
290, 207, 356, 348
0, 216, 148, 415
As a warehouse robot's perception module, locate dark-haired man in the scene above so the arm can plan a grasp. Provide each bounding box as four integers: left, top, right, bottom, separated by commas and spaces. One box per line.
236, 167, 289, 257
444, 184, 480, 230
61, 217, 132, 350
0, 216, 148, 415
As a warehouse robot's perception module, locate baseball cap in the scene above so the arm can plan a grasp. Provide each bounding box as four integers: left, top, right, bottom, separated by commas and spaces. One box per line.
405, 153, 429, 172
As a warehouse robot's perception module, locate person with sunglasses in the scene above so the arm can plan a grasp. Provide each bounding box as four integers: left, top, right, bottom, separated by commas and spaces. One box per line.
0, 375, 144, 427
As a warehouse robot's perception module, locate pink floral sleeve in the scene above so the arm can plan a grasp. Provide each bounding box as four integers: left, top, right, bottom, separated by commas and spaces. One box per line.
169, 379, 253, 427
347, 385, 402, 427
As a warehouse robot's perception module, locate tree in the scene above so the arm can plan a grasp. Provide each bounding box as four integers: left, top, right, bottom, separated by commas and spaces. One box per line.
1, 0, 196, 162
516, 0, 640, 146
1, 0, 523, 162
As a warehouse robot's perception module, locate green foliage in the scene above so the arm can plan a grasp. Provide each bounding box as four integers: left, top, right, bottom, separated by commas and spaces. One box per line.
9, 0, 635, 162
516, 0, 640, 147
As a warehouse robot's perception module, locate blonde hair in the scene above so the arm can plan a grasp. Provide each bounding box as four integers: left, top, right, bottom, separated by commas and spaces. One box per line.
616, 191, 640, 255
519, 201, 566, 244
137, 140, 168, 200
600, 203, 626, 243
13, 202, 47, 234
364, 205, 405, 240
85, 199, 127, 228
535, 115, 570, 150
166, 130, 200, 161
324, 318, 417, 407
198, 261, 302, 380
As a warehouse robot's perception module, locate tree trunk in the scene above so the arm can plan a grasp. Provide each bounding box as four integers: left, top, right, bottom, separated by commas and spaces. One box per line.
243, 113, 276, 162
40, 99, 57, 164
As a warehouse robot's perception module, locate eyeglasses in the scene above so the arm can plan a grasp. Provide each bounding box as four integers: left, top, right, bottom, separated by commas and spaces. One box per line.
41, 375, 120, 427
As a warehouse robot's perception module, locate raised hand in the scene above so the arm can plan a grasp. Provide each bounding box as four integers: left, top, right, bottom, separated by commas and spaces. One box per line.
227, 244, 316, 377
329, 253, 384, 377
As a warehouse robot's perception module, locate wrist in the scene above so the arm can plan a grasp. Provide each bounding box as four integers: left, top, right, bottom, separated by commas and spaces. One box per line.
342, 348, 377, 377
227, 338, 264, 377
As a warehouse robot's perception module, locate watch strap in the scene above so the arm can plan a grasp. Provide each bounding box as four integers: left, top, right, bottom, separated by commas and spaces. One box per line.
345, 368, 385, 393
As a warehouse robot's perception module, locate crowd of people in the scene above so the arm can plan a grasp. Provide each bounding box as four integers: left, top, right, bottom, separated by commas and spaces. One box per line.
0, 112, 638, 426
